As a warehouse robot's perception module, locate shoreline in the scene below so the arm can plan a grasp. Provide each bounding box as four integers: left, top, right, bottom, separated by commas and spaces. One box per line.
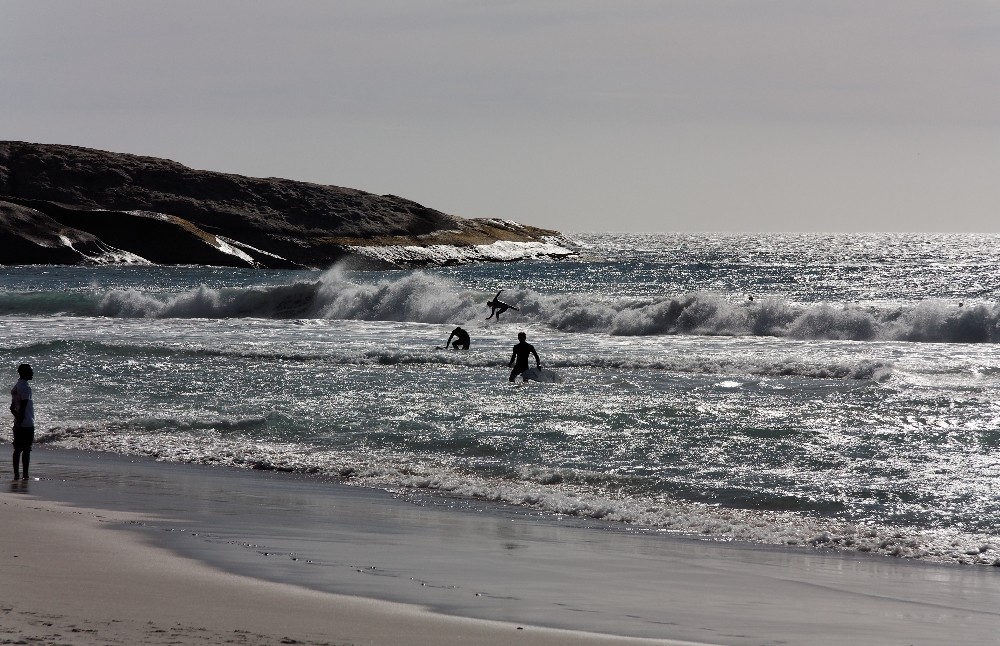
0, 495, 678, 646
3, 447, 1000, 644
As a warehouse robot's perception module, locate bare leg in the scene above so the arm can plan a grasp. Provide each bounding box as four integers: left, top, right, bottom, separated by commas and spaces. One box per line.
21, 452, 29, 479
12, 450, 20, 479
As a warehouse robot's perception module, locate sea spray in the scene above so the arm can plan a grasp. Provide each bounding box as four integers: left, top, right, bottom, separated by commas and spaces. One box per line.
6, 267, 1000, 343
3, 264, 998, 344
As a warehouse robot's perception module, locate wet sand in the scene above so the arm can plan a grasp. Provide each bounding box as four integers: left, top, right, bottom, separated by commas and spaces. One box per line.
2, 448, 999, 645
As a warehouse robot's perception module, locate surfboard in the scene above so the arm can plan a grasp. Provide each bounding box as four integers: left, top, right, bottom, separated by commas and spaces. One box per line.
519, 367, 563, 383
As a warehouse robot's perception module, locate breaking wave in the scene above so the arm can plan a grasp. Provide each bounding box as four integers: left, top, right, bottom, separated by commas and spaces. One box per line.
3, 267, 999, 344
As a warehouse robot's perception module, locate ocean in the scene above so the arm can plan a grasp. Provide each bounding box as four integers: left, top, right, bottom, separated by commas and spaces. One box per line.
3, 232, 1000, 566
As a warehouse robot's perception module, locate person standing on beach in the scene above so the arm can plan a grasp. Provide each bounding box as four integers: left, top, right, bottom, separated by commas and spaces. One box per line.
445, 326, 470, 350
9, 363, 34, 480
508, 332, 541, 382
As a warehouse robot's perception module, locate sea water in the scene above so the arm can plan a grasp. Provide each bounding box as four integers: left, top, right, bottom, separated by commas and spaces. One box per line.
2, 233, 1000, 565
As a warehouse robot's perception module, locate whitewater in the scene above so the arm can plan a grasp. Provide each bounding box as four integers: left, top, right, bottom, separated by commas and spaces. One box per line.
3, 232, 1000, 566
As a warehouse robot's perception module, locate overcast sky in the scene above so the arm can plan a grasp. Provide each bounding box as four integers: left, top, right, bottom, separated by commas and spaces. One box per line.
2, 1, 999, 232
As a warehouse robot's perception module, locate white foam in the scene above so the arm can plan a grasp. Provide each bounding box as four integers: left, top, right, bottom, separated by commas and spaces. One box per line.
29, 266, 1000, 346
217, 236, 289, 261
347, 239, 577, 265
39, 422, 1000, 567
49, 232, 151, 265
212, 237, 257, 265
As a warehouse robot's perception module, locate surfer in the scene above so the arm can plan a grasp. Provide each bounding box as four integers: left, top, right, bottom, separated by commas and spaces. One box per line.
508, 332, 541, 382
486, 290, 519, 321
445, 326, 470, 350
9, 363, 34, 480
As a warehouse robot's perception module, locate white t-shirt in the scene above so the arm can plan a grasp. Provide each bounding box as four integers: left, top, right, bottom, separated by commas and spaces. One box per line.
10, 379, 34, 428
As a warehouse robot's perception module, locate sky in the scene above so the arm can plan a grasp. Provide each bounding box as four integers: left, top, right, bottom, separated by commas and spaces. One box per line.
2, 0, 999, 233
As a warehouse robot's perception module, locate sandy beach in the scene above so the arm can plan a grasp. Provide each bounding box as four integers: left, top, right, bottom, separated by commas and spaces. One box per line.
0, 498, 677, 645
2, 448, 999, 645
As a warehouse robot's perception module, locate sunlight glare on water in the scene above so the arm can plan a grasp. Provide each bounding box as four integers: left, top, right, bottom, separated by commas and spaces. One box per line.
3, 233, 1000, 565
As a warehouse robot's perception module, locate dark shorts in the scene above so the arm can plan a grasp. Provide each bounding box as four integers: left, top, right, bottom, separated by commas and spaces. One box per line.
13, 426, 34, 451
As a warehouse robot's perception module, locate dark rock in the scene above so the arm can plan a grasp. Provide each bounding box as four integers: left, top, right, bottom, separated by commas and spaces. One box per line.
0, 200, 116, 265
0, 141, 574, 268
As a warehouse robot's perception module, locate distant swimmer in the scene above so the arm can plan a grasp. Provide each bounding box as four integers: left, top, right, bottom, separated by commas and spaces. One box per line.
508, 331, 541, 382
486, 290, 519, 321
445, 326, 470, 350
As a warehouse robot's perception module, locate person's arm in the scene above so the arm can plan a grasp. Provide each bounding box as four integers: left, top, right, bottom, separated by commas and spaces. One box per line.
531, 347, 541, 367
11, 390, 25, 426
445, 332, 455, 348
509, 347, 517, 367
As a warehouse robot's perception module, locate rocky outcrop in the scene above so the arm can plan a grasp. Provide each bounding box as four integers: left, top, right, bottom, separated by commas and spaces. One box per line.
0, 142, 576, 268
0, 200, 123, 265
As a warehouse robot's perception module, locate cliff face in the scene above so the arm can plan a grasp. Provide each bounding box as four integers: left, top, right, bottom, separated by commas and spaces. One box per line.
0, 142, 575, 268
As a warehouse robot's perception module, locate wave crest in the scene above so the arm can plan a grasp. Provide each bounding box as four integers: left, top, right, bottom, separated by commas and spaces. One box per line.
6, 267, 999, 343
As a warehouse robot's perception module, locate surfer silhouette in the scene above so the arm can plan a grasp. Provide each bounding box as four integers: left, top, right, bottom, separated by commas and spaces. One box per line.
509, 332, 541, 382
486, 290, 519, 321
445, 326, 470, 350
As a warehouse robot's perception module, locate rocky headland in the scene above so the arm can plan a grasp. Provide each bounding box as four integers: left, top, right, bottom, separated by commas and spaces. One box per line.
0, 142, 576, 268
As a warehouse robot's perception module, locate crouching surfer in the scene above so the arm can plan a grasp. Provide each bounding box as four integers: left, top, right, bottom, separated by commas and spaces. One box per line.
509, 332, 541, 382
445, 326, 470, 350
